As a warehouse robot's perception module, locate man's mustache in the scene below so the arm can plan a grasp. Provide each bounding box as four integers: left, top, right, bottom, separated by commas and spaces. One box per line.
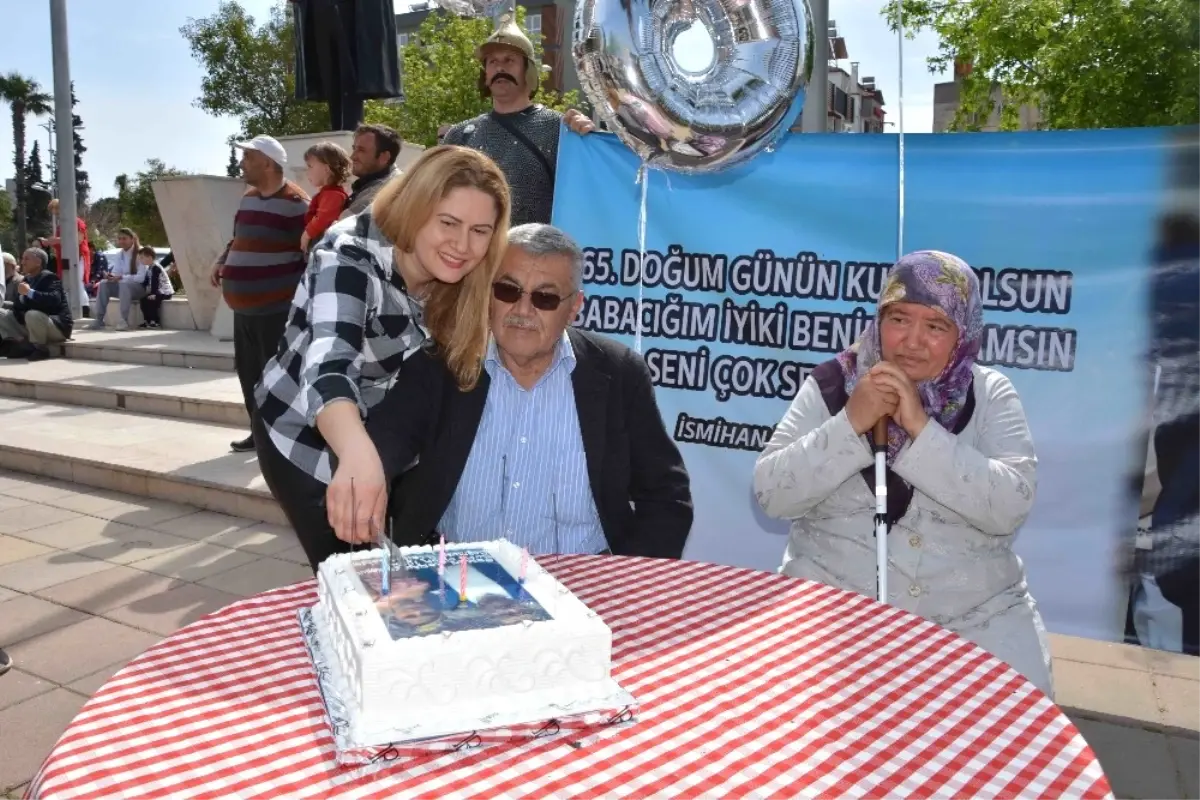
490, 72, 519, 86
504, 314, 538, 330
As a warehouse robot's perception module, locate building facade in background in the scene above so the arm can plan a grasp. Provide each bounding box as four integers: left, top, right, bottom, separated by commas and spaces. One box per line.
395, 1, 582, 98
932, 60, 1042, 132
790, 20, 887, 134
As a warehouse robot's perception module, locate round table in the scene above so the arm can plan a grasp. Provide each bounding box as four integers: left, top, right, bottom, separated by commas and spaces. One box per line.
29, 556, 1111, 799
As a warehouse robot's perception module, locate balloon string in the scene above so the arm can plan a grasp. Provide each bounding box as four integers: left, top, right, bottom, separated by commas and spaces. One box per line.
634, 163, 649, 353
896, 0, 907, 258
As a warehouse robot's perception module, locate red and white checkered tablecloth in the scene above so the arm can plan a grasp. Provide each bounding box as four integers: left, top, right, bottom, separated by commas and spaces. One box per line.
28, 555, 1112, 799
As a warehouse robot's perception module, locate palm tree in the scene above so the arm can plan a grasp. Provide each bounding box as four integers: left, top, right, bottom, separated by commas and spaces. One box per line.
0, 73, 53, 251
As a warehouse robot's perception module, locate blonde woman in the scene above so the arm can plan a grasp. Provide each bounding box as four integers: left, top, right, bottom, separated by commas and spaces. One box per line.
255, 145, 512, 572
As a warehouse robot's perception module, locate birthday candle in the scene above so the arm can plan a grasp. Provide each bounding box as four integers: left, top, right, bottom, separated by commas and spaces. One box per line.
438, 534, 446, 576
458, 554, 468, 602
380, 544, 390, 596
519, 547, 529, 583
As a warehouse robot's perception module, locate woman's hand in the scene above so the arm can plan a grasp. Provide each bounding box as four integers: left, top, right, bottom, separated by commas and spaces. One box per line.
326, 444, 388, 545
845, 371, 899, 435
870, 362, 929, 439
300, 232, 311, 252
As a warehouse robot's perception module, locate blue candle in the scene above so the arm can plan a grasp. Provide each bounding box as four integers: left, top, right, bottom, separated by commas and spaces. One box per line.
380, 545, 391, 596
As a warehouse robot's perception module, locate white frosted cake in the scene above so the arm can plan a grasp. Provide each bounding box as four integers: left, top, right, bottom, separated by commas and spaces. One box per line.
310, 538, 627, 745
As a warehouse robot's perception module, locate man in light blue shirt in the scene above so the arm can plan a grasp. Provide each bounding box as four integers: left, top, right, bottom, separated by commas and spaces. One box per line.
90, 227, 148, 330
371, 224, 693, 558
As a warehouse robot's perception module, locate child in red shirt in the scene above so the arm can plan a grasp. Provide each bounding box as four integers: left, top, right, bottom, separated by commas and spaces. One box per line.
300, 142, 351, 252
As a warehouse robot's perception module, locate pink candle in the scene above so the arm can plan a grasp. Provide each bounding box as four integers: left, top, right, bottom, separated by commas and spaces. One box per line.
458, 554, 468, 601
519, 547, 529, 583
438, 535, 446, 576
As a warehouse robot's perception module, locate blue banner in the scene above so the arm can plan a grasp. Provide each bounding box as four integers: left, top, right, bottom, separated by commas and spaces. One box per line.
553, 127, 1174, 642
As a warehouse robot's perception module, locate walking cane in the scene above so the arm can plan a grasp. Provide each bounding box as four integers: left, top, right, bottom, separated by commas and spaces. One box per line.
873, 418, 890, 603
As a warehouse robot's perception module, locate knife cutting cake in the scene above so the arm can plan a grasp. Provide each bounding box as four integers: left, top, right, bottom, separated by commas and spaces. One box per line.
311, 538, 622, 745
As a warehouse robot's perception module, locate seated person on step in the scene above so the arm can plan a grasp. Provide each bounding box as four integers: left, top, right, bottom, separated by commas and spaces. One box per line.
3, 252, 20, 308
0, 247, 74, 361
90, 227, 147, 330
367, 223, 694, 559
137, 246, 175, 329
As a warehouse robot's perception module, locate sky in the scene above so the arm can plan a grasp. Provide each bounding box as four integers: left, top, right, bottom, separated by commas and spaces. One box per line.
0, 0, 943, 200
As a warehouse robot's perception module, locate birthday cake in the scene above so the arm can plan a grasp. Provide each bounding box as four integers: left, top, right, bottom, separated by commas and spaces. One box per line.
311, 539, 624, 746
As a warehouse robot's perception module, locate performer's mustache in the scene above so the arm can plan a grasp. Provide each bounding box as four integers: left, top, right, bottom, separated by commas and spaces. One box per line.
504, 315, 538, 330
490, 72, 518, 86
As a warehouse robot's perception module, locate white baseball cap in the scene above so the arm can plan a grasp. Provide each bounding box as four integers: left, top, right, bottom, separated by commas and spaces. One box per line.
234, 135, 287, 167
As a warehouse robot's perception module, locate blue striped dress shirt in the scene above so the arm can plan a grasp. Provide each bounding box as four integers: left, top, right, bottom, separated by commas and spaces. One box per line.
437, 332, 607, 555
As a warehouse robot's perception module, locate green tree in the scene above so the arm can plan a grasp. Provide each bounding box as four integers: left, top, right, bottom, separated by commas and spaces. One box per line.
0, 190, 14, 254
885, 0, 1200, 131
24, 141, 44, 189
71, 83, 90, 206
22, 142, 52, 239
367, 7, 580, 148
0, 72, 53, 250
181, 1, 328, 138
226, 142, 241, 177
114, 160, 190, 246
85, 196, 122, 249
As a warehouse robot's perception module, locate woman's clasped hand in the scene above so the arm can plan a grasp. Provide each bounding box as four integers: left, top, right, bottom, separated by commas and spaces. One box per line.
845, 362, 931, 439
868, 362, 930, 439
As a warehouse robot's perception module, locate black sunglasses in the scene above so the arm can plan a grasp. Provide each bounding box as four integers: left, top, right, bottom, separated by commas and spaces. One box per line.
492, 281, 571, 311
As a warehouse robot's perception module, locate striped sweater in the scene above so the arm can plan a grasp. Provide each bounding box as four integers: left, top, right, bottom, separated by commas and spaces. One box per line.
218, 181, 310, 314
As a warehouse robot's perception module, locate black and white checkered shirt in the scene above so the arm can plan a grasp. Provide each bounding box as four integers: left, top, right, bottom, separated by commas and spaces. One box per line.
255, 212, 428, 483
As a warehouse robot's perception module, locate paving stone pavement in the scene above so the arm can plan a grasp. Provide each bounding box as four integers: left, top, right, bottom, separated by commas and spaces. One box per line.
0, 470, 312, 796
0, 468, 1196, 798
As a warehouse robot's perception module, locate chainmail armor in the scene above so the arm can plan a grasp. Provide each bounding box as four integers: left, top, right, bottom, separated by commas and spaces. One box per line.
443, 105, 562, 227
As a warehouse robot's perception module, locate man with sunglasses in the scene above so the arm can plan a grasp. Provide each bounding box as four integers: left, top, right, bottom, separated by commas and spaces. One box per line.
368, 223, 693, 559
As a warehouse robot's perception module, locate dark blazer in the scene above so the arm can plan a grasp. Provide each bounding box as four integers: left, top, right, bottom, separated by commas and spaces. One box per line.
14, 270, 73, 338
367, 328, 693, 559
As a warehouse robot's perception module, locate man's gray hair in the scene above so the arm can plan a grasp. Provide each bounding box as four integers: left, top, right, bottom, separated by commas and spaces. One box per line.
507, 223, 584, 289
22, 247, 48, 269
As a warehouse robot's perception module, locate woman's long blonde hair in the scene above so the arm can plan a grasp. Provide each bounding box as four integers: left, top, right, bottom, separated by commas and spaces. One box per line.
371, 145, 511, 391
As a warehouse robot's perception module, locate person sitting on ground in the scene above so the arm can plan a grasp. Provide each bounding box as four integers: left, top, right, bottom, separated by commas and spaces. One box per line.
3, 252, 20, 307
340, 123, 402, 220
86, 248, 110, 304
301, 142, 351, 253
0, 247, 74, 361
90, 228, 147, 330
753, 250, 1053, 697
137, 246, 175, 329
367, 223, 694, 559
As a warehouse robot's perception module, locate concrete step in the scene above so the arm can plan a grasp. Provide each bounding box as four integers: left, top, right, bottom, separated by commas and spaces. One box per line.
0, 359, 246, 427
0, 397, 282, 526
97, 296, 199, 330
54, 329, 234, 372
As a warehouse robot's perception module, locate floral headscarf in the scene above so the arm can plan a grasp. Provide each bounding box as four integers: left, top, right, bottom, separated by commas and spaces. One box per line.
836, 250, 983, 463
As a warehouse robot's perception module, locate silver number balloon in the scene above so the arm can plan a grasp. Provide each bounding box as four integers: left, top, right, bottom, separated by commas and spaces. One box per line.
573, 0, 813, 173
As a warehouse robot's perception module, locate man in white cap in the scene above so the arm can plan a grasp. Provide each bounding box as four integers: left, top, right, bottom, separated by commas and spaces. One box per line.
210, 134, 310, 452
442, 13, 594, 227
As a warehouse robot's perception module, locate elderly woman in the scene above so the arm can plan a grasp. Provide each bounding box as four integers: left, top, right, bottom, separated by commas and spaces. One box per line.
754, 250, 1052, 697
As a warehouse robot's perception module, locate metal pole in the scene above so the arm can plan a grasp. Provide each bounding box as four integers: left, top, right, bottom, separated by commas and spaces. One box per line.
800, 0, 829, 133
872, 417, 890, 603
50, 0, 82, 320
